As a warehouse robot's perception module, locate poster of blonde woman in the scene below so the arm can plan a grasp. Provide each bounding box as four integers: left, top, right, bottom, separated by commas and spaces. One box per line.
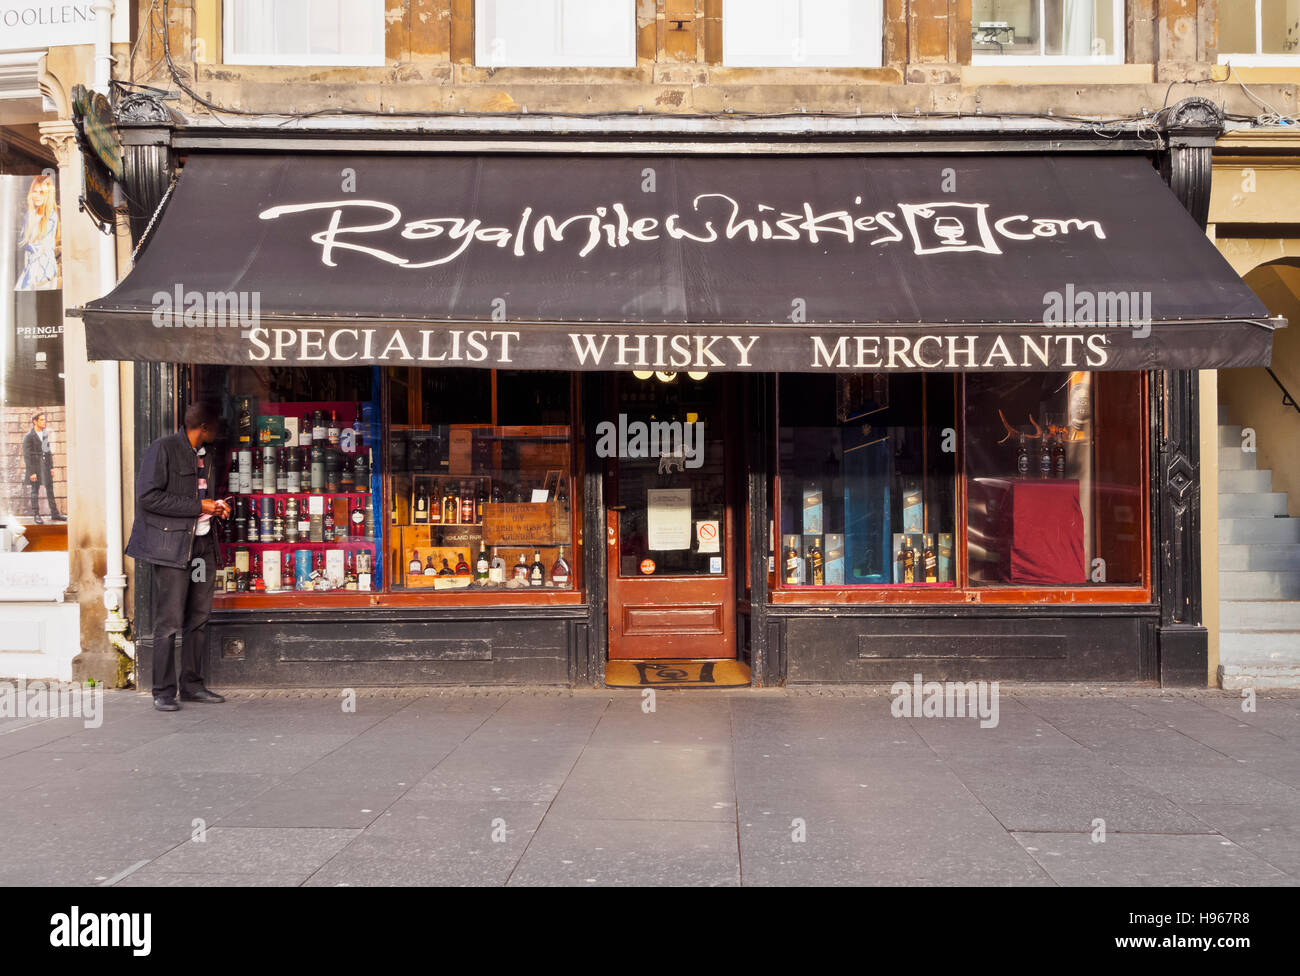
16, 173, 60, 291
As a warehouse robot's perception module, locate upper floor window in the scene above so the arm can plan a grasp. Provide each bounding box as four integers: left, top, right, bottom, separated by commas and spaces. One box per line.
971, 0, 1124, 64
476, 0, 636, 67
722, 0, 883, 67
224, 0, 385, 67
1218, 0, 1300, 64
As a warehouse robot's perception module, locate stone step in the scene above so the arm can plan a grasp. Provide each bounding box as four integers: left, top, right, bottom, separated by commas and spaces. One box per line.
1219, 468, 1273, 492
1219, 571, 1300, 600
1219, 446, 1257, 470
1221, 600, 1300, 631
1219, 492, 1290, 517
1219, 518, 1300, 544
1218, 424, 1244, 447
1220, 544, 1300, 572
1220, 630, 1300, 658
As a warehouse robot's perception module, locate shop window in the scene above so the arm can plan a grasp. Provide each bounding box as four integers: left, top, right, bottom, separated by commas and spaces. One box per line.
1218, 0, 1300, 63
2, 164, 68, 562
388, 368, 577, 593
223, 0, 385, 67
476, 0, 636, 67
965, 372, 1144, 587
722, 0, 884, 67
192, 365, 578, 602
777, 374, 958, 588
775, 372, 1147, 598
971, 0, 1124, 63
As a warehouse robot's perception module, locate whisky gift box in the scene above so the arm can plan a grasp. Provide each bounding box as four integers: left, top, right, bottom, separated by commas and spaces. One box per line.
902, 481, 924, 535
782, 534, 803, 585
801, 487, 824, 535
938, 532, 954, 583
824, 533, 845, 585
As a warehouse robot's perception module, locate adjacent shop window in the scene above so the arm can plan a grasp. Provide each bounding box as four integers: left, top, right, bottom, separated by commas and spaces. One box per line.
476, 0, 636, 67
2, 163, 68, 563
966, 371, 1144, 587
778, 374, 958, 587
776, 371, 1147, 594
1218, 0, 1300, 62
971, 0, 1124, 63
224, 0, 385, 66
723, 0, 884, 67
195, 365, 578, 599
387, 368, 577, 592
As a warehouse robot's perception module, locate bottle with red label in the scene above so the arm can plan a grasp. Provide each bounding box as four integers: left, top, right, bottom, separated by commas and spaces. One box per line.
350, 497, 365, 538
282, 551, 294, 590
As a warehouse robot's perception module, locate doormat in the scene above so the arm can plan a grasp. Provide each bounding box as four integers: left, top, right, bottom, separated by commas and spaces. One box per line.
606, 660, 751, 688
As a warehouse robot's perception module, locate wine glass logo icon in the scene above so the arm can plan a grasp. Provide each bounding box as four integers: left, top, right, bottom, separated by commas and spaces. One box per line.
932, 214, 967, 246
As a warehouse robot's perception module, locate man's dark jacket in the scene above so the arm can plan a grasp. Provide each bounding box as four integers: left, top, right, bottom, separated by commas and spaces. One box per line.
22, 428, 45, 480
126, 430, 219, 570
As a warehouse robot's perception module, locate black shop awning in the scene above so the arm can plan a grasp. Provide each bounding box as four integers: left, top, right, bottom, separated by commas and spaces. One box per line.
83, 151, 1277, 372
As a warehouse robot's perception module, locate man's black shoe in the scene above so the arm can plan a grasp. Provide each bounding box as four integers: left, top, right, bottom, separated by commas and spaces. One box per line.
180, 688, 226, 704
32, 515, 43, 524
51, 513, 67, 522
153, 697, 180, 712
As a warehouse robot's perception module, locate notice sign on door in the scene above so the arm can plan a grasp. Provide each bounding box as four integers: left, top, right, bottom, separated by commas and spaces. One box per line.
647, 489, 691, 550
696, 520, 720, 553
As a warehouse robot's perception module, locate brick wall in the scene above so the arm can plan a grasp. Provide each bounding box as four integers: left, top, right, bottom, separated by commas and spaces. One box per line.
2, 405, 68, 519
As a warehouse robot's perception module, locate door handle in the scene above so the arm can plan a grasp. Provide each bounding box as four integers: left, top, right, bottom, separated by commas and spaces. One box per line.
608, 505, 627, 511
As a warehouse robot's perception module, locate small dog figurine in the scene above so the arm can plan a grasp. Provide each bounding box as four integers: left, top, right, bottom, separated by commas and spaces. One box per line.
657, 450, 686, 475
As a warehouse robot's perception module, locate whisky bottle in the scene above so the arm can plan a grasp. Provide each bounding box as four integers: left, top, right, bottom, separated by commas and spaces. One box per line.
364, 496, 375, 540
1053, 434, 1066, 478
276, 448, 288, 492
924, 538, 938, 583
286, 448, 301, 493
324, 450, 341, 493
234, 498, 248, 542
311, 410, 327, 445
514, 553, 530, 582
357, 548, 372, 576
528, 551, 545, 586
237, 449, 252, 494
282, 551, 294, 591
784, 543, 801, 585
247, 501, 261, 543
298, 415, 312, 449
251, 552, 266, 592
344, 549, 357, 590
898, 537, 915, 584
229, 450, 241, 494
429, 483, 441, 525
442, 489, 458, 526
475, 548, 490, 582
489, 548, 507, 584
551, 546, 571, 588
1038, 437, 1052, 479
408, 550, 422, 577
285, 498, 299, 543
327, 410, 340, 448
455, 552, 471, 576
475, 481, 485, 522
808, 538, 825, 586
1016, 434, 1030, 477
438, 558, 454, 577
350, 498, 365, 538
250, 450, 263, 494
309, 444, 325, 493
272, 499, 284, 542
323, 503, 335, 540
413, 482, 429, 524
459, 482, 474, 524
237, 400, 252, 444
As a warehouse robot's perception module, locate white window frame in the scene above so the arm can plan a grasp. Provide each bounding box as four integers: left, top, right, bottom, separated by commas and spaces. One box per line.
474, 0, 637, 68
1217, 0, 1300, 65
222, 0, 386, 67
722, 0, 883, 68
971, 0, 1125, 66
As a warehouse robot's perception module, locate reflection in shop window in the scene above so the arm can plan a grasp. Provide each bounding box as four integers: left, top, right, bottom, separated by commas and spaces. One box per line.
971, 0, 1123, 62
965, 371, 1145, 587
777, 374, 957, 588
1218, 0, 1300, 61
2, 169, 68, 551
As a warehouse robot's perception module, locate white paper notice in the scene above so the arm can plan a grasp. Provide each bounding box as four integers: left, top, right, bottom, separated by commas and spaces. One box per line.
308, 495, 325, 515
696, 520, 720, 553
647, 489, 691, 550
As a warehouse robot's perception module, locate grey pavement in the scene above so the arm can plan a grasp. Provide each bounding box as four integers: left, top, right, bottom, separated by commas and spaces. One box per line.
2, 686, 1299, 886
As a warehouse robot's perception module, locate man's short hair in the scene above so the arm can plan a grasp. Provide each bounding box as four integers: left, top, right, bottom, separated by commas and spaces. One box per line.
31, 412, 43, 424
183, 401, 221, 432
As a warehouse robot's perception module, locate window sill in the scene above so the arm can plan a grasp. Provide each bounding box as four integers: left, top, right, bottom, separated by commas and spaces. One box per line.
962, 63, 1151, 85
768, 586, 1151, 606
213, 590, 586, 610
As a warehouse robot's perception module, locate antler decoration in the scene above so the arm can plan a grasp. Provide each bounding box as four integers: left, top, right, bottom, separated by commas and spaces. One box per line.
997, 410, 1047, 444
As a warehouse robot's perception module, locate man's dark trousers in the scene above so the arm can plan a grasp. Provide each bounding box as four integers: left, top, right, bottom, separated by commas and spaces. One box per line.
30, 462, 57, 517
151, 532, 216, 700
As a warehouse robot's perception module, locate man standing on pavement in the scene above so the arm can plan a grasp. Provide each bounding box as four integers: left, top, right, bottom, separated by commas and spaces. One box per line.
22, 412, 65, 523
126, 401, 231, 711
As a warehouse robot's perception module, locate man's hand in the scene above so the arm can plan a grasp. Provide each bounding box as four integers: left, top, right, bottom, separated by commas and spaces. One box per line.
29, 474, 37, 482
201, 499, 222, 516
